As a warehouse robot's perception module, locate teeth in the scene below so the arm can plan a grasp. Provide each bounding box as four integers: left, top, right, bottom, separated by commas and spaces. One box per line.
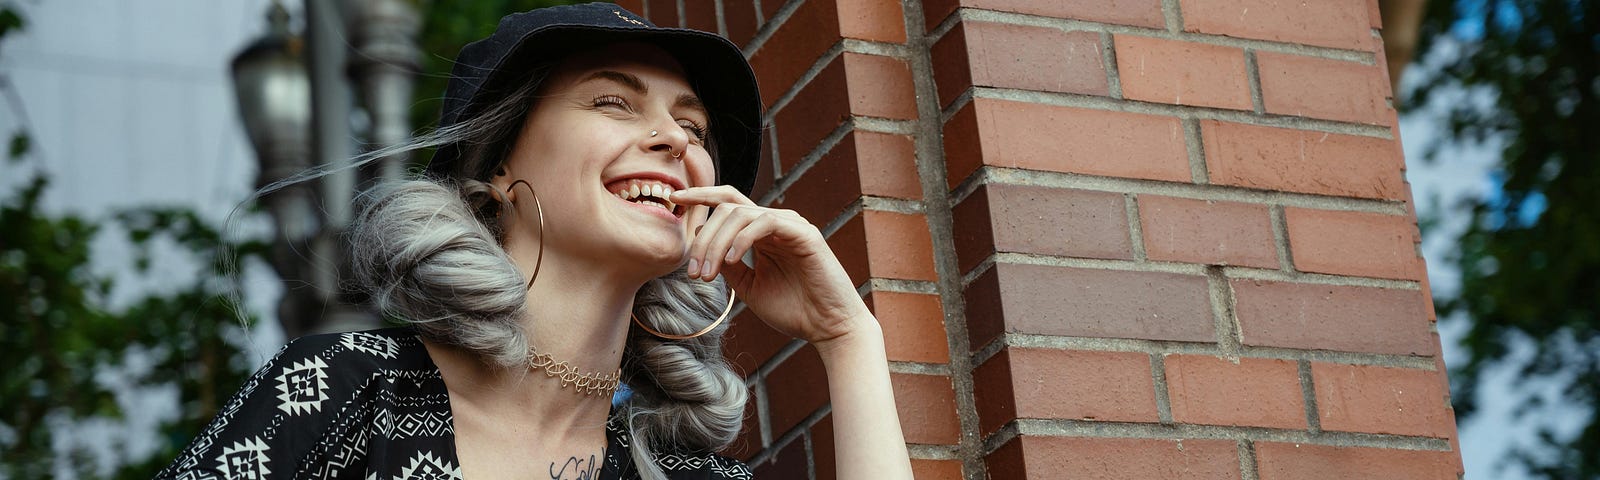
610, 180, 680, 216
629, 184, 641, 199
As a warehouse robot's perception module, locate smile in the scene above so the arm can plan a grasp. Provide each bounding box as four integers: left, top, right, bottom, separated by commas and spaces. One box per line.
609, 179, 685, 217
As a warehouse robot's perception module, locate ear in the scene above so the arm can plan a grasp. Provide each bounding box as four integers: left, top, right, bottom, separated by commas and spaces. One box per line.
488, 165, 513, 198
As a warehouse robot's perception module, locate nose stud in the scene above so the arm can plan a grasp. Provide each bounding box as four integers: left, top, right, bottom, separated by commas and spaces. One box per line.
650, 130, 658, 137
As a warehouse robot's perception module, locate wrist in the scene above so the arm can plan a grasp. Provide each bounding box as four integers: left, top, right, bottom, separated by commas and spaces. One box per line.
812, 313, 884, 361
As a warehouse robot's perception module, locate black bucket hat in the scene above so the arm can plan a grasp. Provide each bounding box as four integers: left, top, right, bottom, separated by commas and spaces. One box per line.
426, 2, 763, 195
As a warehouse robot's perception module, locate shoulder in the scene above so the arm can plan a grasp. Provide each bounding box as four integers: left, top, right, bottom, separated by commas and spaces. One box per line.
278, 326, 433, 371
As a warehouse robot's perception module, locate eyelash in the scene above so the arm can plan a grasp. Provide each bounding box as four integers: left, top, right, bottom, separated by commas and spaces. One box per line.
592, 95, 708, 142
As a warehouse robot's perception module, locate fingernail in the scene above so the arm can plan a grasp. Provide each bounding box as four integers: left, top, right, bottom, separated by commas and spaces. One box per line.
686, 258, 700, 276
725, 250, 739, 263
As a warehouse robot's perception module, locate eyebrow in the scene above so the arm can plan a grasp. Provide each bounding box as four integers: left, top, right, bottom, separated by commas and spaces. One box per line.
582, 70, 708, 117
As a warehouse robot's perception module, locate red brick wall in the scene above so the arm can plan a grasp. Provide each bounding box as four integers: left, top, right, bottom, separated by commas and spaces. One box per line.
625, 0, 1465, 478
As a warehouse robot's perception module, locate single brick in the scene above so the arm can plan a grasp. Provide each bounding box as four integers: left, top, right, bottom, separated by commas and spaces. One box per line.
930, 21, 1108, 109
964, 263, 1215, 350
723, 0, 760, 46
1165, 355, 1306, 430
1178, 0, 1376, 51
774, 132, 861, 227
752, 435, 810, 480
855, 132, 922, 200
1201, 120, 1406, 200
723, 308, 795, 375
1255, 443, 1462, 480
1231, 279, 1434, 355
1312, 363, 1453, 438
942, 98, 1191, 189
838, 0, 907, 43
749, 0, 840, 107
865, 290, 950, 364
910, 459, 963, 480
925, 0, 1164, 31
973, 348, 1158, 437
986, 436, 1242, 479
1137, 195, 1277, 268
1284, 208, 1421, 280
812, 414, 836, 480
952, 183, 1133, 275
1257, 52, 1391, 126
645, 0, 679, 26
773, 55, 850, 172
760, 0, 782, 20
843, 53, 919, 120
865, 210, 939, 281
891, 373, 961, 444
765, 345, 830, 435
1114, 35, 1251, 111
684, 0, 718, 32
828, 210, 940, 285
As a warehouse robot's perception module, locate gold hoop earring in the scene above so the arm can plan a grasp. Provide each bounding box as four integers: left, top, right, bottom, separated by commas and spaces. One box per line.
506, 179, 545, 291
631, 288, 737, 340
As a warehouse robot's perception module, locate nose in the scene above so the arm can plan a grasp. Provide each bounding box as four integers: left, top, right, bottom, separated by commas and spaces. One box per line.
643, 120, 690, 159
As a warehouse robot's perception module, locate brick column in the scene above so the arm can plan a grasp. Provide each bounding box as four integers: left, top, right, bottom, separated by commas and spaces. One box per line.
624, 0, 1465, 478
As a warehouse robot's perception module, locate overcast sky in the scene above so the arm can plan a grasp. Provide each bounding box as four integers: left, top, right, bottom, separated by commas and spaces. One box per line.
0, 1, 1580, 478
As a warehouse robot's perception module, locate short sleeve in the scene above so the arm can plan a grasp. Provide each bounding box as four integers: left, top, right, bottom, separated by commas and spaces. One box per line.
155, 335, 344, 480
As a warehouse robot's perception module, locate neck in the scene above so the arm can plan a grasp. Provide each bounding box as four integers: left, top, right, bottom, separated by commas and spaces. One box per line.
427, 254, 651, 437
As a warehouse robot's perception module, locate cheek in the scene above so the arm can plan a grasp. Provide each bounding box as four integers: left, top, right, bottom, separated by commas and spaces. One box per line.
688, 154, 718, 188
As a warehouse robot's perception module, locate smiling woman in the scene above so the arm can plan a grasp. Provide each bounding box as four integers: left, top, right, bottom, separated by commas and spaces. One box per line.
155, 3, 911, 480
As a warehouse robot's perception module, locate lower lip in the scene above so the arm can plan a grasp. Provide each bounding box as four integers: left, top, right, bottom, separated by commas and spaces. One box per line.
614, 195, 682, 223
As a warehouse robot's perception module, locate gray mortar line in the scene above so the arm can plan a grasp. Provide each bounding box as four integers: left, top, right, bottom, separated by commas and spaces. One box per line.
1004, 334, 1439, 370
870, 278, 940, 294
749, 403, 834, 467
1269, 205, 1297, 272
842, 38, 914, 57
976, 167, 1411, 215
1207, 265, 1244, 355
1239, 440, 1261, 480
926, 5, 964, 44
969, 334, 1007, 371
676, 0, 687, 28
1008, 418, 1454, 452
862, 196, 928, 214
756, 381, 774, 447
713, 0, 728, 36
1245, 49, 1266, 114
1101, 31, 1124, 99
1161, 0, 1184, 32
1300, 360, 1323, 434
1126, 194, 1149, 261
907, 444, 962, 460
971, 87, 1394, 139
972, 251, 1420, 290
979, 421, 1022, 457
1183, 118, 1210, 184
741, 0, 805, 58
939, 89, 976, 125
854, 117, 920, 135
903, 1, 989, 478
1151, 353, 1175, 424
957, 9, 1377, 65
889, 361, 954, 376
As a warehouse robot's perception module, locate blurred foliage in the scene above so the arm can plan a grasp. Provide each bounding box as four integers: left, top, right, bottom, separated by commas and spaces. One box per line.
1407, 0, 1598, 477
1, 173, 271, 479
1, 3, 270, 478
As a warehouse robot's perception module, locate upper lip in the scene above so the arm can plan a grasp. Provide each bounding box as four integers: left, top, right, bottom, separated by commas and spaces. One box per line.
603, 172, 686, 191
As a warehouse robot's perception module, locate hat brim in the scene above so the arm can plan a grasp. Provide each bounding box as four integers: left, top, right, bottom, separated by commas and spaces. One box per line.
429, 24, 762, 196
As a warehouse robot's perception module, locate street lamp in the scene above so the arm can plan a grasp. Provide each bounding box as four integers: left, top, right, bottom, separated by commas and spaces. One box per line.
231, 2, 326, 339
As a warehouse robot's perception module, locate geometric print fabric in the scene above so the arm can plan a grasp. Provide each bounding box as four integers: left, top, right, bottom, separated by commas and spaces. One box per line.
155, 328, 751, 479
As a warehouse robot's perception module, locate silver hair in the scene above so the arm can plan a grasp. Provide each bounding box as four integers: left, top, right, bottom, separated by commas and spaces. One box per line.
332, 60, 746, 479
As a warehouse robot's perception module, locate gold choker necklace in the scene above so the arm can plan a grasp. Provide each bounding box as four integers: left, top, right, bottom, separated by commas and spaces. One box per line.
527, 348, 622, 397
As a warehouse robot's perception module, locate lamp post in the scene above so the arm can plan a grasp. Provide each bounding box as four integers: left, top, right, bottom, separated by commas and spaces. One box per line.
231, 1, 405, 338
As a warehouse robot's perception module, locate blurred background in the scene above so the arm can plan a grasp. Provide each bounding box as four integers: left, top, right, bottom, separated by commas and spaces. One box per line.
0, 0, 1593, 478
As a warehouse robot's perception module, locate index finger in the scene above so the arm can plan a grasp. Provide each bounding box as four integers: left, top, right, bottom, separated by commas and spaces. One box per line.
669, 185, 758, 207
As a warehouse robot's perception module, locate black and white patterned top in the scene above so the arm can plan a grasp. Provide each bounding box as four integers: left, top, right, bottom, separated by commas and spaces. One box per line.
156, 327, 753, 479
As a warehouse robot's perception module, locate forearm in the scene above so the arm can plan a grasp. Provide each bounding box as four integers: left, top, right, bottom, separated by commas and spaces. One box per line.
814, 316, 913, 480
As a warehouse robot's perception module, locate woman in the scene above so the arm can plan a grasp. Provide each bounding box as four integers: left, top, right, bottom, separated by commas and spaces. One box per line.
158, 3, 911, 479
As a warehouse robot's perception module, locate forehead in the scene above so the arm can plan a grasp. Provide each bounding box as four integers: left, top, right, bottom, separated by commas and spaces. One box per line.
543, 42, 696, 95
